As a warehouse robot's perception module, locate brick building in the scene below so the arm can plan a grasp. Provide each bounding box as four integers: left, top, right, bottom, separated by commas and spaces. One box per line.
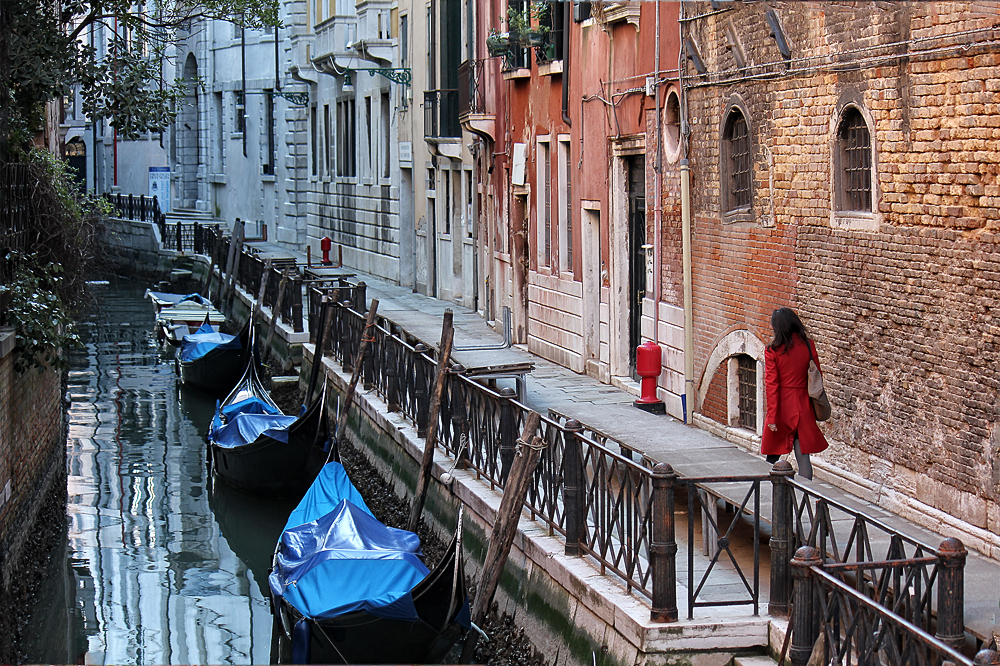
0, 332, 67, 659
681, 0, 1000, 557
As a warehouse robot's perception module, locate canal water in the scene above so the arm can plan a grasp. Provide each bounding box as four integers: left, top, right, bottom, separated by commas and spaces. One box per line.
25, 276, 297, 664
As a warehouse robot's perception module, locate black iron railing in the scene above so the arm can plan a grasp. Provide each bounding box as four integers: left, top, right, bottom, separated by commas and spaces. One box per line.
0, 162, 35, 285
458, 60, 486, 116
424, 90, 461, 138
303, 283, 976, 650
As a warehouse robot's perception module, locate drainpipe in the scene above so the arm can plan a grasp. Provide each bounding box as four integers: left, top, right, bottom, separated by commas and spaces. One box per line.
652, 0, 661, 351
679, 0, 694, 424
561, 0, 571, 126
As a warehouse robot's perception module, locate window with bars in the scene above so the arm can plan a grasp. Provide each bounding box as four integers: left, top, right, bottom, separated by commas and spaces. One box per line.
838, 108, 872, 212
725, 111, 752, 211
736, 354, 757, 430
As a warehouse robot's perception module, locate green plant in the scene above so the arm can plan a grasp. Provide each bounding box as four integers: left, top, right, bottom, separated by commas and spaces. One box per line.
506, 1, 550, 44
1, 253, 82, 374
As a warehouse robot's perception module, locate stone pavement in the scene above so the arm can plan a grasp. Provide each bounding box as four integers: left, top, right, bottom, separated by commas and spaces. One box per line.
250, 243, 1000, 648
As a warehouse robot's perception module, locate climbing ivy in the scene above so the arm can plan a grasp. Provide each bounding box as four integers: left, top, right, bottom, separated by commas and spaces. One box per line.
1, 254, 81, 374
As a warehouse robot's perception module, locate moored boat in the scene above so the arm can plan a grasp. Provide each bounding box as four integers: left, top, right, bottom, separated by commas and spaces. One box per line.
268, 462, 470, 664
179, 316, 253, 395
146, 290, 223, 346
207, 357, 330, 496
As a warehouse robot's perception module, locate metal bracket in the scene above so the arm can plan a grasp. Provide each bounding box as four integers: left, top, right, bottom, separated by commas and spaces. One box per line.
352, 68, 412, 86
277, 91, 310, 106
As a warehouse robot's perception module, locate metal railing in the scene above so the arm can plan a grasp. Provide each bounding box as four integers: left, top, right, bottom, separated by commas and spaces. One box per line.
304, 284, 979, 655
458, 60, 486, 116
424, 89, 461, 138
0, 162, 35, 285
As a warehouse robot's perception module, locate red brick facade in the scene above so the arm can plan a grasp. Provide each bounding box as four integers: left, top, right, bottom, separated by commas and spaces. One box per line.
0, 345, 67, 660
683, 1, 1000, 554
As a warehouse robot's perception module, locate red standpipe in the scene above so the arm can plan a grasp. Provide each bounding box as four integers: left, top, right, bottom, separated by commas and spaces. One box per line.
634, 341, 666, 414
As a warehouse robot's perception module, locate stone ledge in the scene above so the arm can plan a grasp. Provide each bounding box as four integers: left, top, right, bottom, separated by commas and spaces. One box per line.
0, 327, 15, 358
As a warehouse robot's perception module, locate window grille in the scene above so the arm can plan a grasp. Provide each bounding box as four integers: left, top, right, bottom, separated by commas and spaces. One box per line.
737, 354, 756, 430
840, 109, 872, 211
727, 113, 751, 209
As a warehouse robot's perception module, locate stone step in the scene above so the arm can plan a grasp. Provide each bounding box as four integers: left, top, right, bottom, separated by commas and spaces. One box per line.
733, 655, 779, 666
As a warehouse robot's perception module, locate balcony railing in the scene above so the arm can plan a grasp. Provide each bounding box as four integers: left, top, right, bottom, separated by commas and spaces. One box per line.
424, 89, 461, 139
458, 60, 486, 116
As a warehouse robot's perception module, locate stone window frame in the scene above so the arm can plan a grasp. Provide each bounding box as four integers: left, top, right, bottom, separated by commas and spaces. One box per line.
697, 329, 766, 437
719, 95, 755, 224
830, 93, 881, 231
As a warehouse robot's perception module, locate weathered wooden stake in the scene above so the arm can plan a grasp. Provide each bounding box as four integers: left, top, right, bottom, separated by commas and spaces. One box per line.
304, 296, 333, 409
334, 300, 380, 448
220, 221, 239, 307
261, 271, 289, 366
406, 309, 455, 533
252, 258, 272, 327
204, 243, 217, 300
459, 410, 544, 664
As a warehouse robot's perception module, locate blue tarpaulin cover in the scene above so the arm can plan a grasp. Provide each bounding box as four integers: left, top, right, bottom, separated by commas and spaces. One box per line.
180, 321, 241, 362
269, 462, 429, 621
147, 291, 211, 306
210, 397, 296, 449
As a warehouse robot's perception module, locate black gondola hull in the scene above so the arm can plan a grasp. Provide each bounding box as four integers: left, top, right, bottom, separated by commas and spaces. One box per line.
181, 345, 253, 395
211, 432, 327, 497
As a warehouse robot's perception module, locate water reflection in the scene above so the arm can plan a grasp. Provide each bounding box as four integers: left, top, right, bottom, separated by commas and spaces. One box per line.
28, 277, 292, 664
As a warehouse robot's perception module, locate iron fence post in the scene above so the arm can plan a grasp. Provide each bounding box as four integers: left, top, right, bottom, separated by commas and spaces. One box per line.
176, 220, 182, 252
935, 537, 967, 651
355, 281, 367, 313
563, 419, 585, 557
790, 546, 822, 666
414, 343, 429, 438
769, 460, 795, 617
650, 462, 678, 622
386, 327, 401, 412
342, 300, 355, 373
450, 364, 468, 462
498, 387, 517, 485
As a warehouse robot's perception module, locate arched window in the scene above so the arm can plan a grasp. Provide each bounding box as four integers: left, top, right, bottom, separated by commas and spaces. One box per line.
722, 108, 752, 214
837, 107, 872, 212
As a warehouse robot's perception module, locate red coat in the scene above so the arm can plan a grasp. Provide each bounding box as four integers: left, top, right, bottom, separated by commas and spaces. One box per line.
761, 334, 829, 456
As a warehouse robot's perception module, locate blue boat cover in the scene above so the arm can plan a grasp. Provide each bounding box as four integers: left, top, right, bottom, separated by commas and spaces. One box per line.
270, 462, 429, 622
180, 321, 241, 362
210, 397, 296, 449
147, 291, 211, 306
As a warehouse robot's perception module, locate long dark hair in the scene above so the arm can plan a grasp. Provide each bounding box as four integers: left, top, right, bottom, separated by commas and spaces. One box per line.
769, 307, 809, 353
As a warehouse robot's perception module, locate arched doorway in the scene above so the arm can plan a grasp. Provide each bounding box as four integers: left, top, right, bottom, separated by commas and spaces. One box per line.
65, 137, 87, 192
178, 53, 200, 210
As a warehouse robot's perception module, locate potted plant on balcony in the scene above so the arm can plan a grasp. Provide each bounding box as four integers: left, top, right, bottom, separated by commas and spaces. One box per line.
486, 28, 511, 57
507, 2, 549, 47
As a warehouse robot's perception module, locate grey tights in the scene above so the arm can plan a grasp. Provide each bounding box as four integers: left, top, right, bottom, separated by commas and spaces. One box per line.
765, 438, 813, 480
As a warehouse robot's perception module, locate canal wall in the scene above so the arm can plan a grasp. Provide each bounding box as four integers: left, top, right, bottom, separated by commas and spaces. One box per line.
0, 329, 68, 661
304, 345, 773, 666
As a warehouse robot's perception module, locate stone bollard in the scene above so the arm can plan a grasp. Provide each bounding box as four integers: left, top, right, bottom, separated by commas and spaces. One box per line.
650, 462, 678, 622
790, 546, 823, 666
769, 460, 795, 617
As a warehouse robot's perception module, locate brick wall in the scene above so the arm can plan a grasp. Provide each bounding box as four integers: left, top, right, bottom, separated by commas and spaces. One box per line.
0, 348, 67, 661
683, 1, 1000, 549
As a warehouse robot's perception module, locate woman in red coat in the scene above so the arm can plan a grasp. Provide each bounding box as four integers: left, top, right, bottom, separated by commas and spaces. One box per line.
761, 308, 828, 480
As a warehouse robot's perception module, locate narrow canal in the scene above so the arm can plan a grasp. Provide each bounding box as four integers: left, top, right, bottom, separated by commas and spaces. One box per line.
25, 276, 296, 664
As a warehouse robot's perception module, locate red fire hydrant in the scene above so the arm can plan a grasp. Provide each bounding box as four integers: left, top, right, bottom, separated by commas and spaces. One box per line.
320, 236, 332, 265
634, 341, 666, 414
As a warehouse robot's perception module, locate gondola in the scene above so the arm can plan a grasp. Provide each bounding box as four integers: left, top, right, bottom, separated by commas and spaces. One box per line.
146, 290, 223, 346
269, 462, 470, 664
179, 315, 254, 395
207, 356, 330, 496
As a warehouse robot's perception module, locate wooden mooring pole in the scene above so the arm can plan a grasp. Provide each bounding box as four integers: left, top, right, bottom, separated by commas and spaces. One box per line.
261, 270, 289, 366
333, 299, 380, 449
406, 309, 455, 533
459, 410, 544, 664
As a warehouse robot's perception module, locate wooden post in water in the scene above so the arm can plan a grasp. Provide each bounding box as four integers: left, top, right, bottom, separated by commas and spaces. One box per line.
204, 241, 217, 300
220, 221, 239, 307
334, 300, 380, 448
252, 258, 272, 329
406, 309, 455, 533
459, 411, 543, 664
304, 296, 333, 409
262, 271, 289, 366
